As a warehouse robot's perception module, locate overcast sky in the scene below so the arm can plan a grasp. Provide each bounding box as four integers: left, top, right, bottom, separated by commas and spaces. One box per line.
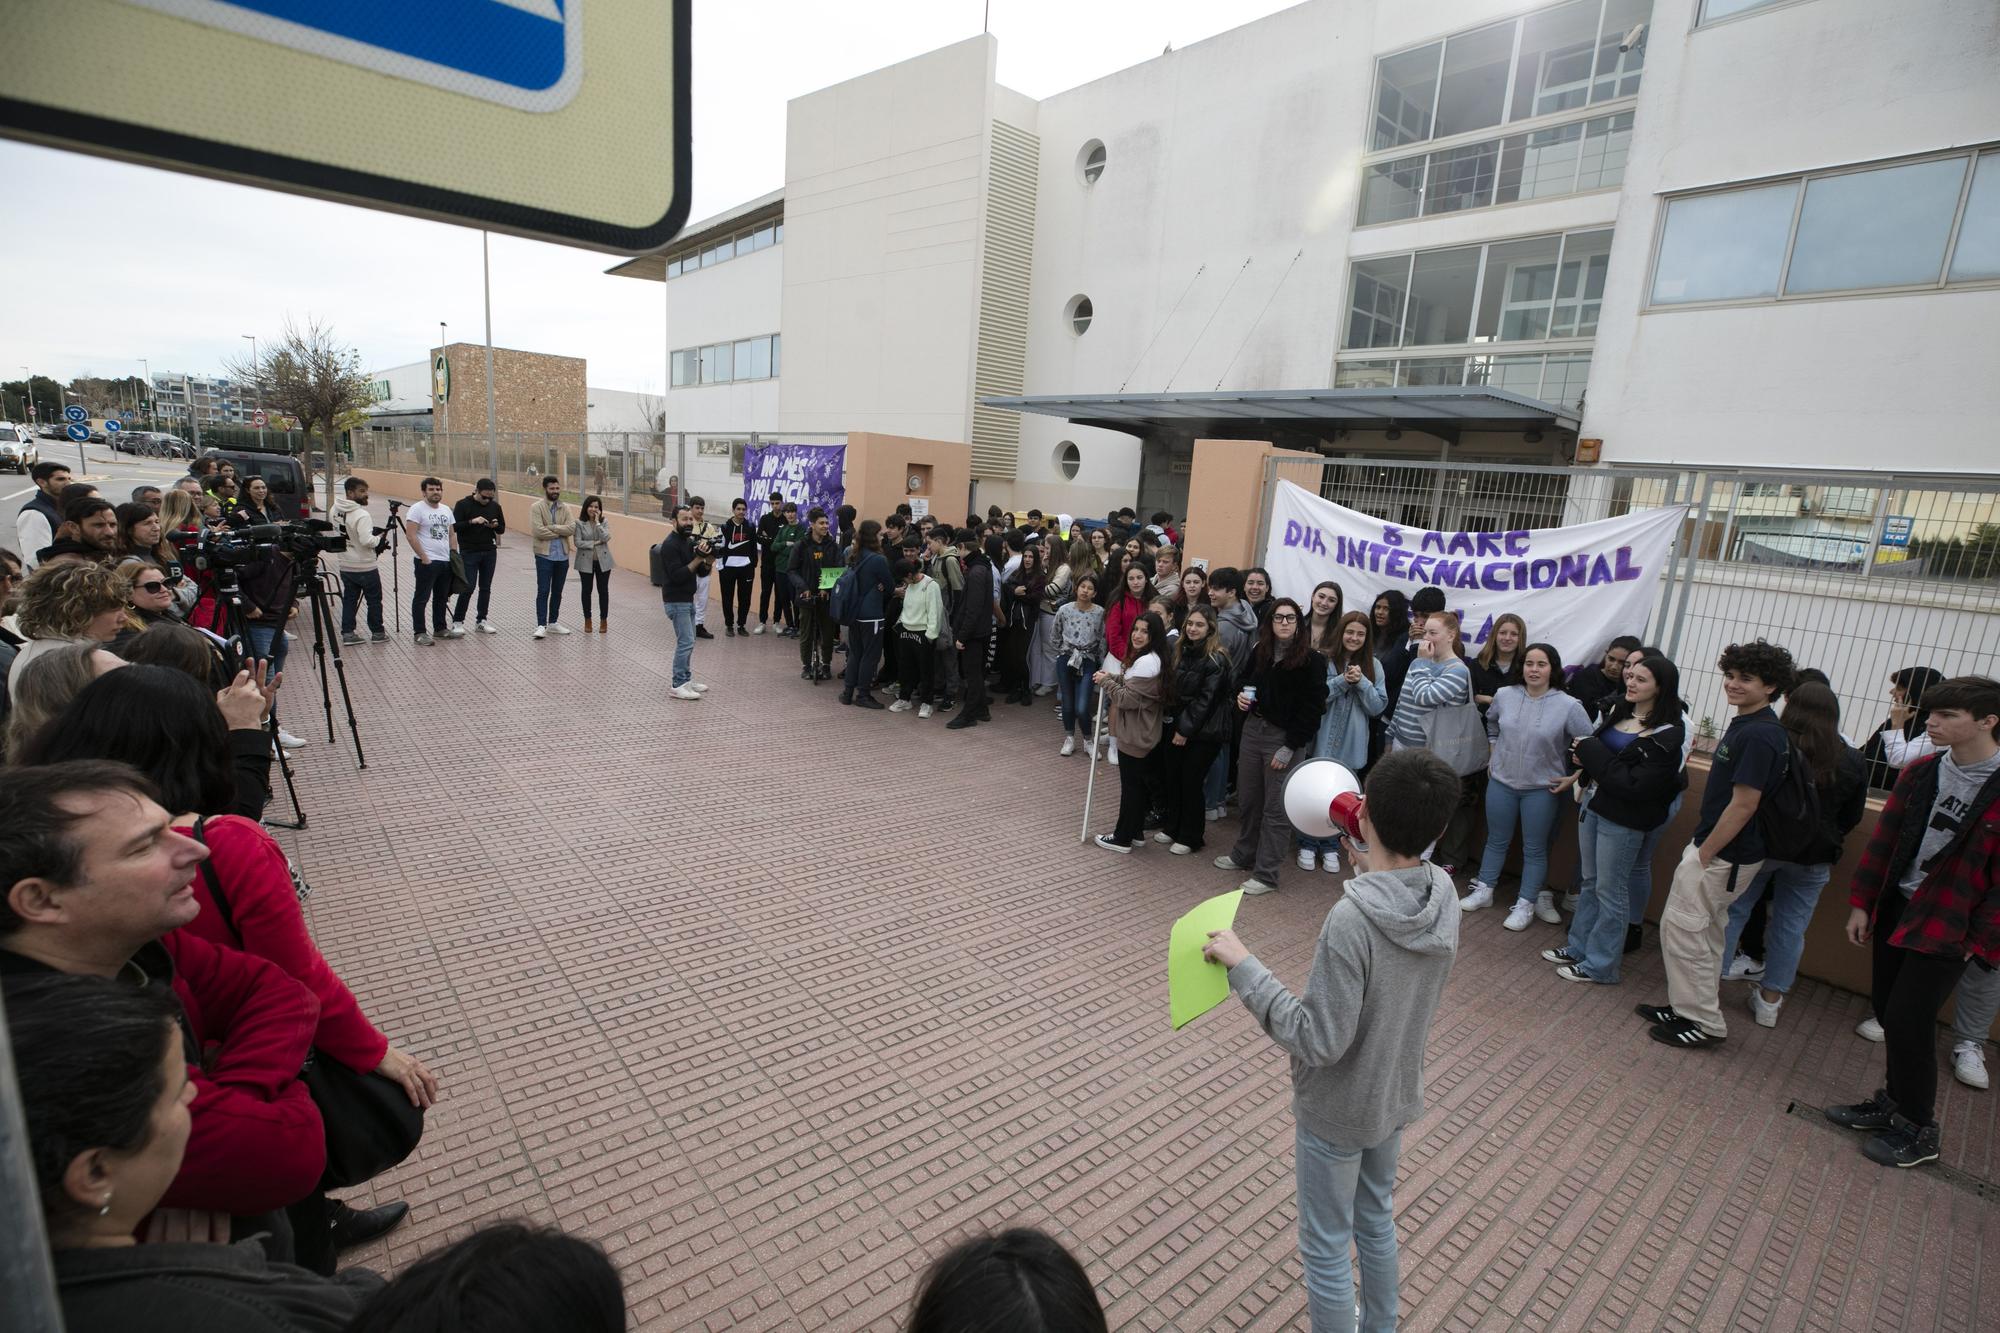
0, 0, 1295, 394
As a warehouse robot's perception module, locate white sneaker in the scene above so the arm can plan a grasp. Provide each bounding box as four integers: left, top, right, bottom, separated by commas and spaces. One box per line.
1459, 881, 1496, 913
918, 703, 933, 720
1723, 954, 1766, 981
1503, 900, 1536, 931
276, 728, 306, 750
1298, 848, 1318, 872
476, 620, 498, 634
888, 699, 912, 713
688, 682, 709, 693
1108, 748, 1119, 766
1153, 832, 1174, 845
1953, 1041, 1989, 1090
1535, 890, 1562, 924
533, 626, 547, 640
1561, 891, 1580, 912
752, 624, 766, 635
1749, 988, 1783, 1028
1214, 854, 1247, 871
671, 683, 702, 700
1240, 878, 1277, 896
1169, 843, 1192, 855
1855, 1016, 1886, 1042
447, 621, 467, 638
1060, 735, 1075, 757
1323, 852, 1341, 875
1205, 806, 1224, 822
549, 623, 573, 635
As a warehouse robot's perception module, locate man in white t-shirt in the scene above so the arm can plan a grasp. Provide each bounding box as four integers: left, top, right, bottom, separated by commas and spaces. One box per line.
401, 476, 460, 646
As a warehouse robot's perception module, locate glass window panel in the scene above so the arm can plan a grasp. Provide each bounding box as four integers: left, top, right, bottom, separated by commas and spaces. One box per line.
735, 234, 756, 257
752, 226, 775, 250
670, 348, 696, 387
1466, 352, 1547, 396
746, 336, 772, 380
1398, 356, 1467, 387
774, 222, 784, 243
1360, 155, 1425, 225
1344, 256, 1411, 350
733, 339, 757, 378
1402, 246, 1481, 346
1372, 43, 1439, 151
1786, 157, 1967, 293
1476, 234, 1564, 340
1493, 122, 1583, 206
1949, 152, 2000, 282
665, 258, 681, 278
770, 334, 780, 377
701, 343, 732, 383
1650, 182, 1798, 304
1433, 23, 1514, 140
1542, 353, 1592, 409
1700, 0, 1786, 22
1592, 0, 1650, 103
1552, 229, 1613, 338
1334, 360, 1397, 389
1424, 140, 1501, 216
1511, 0, 1601, 121
1574, 112, 1635, 191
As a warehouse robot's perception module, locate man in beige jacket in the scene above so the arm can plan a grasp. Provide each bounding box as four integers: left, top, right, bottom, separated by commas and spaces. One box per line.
529, 475, 577, 639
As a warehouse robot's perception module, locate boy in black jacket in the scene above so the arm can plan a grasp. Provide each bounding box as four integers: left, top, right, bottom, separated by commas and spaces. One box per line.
945, 530, 994, 729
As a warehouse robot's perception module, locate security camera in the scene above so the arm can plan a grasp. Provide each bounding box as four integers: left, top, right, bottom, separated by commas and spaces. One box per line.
1618, 22, 1646, 52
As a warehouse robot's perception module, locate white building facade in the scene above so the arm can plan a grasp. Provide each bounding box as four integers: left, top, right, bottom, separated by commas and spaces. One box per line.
612, 0, 2000, 518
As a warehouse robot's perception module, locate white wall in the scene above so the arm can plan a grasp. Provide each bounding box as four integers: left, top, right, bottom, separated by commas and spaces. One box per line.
778, 36, 996, 442
1585, 0, 2000, 472
660, 241, 784, 436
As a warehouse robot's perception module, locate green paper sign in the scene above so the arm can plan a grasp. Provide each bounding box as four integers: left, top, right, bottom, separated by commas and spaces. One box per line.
818, 567, 842, 590
1169, 889, 1244, 1030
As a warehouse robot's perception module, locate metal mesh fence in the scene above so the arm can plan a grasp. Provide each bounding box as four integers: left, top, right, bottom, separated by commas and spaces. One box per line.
1270, 456, 2000, 774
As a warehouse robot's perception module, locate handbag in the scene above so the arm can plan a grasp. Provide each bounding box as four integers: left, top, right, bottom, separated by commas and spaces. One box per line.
1420, 699, 1491, 776
448, 550, 470, 597
191, 819, 424, 1190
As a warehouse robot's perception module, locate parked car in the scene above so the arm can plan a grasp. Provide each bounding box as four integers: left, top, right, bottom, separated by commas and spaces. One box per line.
37, 423, 64, 440
0, 423, 38, 473
204, 446, 312, 519
119, 431, 194, 459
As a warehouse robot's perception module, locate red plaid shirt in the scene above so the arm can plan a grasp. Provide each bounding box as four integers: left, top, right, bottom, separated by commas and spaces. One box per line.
1849, 755, 2000, 964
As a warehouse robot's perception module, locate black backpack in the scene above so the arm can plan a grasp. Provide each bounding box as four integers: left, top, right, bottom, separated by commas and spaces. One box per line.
1756, 731, 1824, 863
648, 541, 665, 588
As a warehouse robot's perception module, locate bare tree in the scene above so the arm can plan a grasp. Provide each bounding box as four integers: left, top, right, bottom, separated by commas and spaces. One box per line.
225, 317, 371, 513
635, 390, 667, 434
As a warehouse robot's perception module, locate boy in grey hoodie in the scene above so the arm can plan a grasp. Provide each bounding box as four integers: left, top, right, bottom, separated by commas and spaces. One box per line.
1205, 747, 1462, 1332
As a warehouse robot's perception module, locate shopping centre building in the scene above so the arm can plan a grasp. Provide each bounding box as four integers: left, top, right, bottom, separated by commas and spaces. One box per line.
608, 0, 1998, 523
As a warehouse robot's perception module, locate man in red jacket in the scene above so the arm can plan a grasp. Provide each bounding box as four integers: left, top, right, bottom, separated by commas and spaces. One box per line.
0, 761, 327, 1224
1829, 676, 2000, 1168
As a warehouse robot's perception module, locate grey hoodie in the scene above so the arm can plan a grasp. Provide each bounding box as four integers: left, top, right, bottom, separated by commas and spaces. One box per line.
1227, 862, 1458, 1149
1216, 597, 1259, 681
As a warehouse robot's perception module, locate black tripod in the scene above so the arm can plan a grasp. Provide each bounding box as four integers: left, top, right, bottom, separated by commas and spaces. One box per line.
295, 559, 366, 770
205, 567, 308, 831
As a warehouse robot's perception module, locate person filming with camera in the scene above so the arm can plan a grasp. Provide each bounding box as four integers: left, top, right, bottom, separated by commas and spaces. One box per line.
331, 477, 390, 644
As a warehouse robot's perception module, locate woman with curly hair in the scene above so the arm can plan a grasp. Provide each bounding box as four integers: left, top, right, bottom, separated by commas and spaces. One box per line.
6, 559, 128, 691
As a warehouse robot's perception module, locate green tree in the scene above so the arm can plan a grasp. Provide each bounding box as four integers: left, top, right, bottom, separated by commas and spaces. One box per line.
1910, 523, 2000, 580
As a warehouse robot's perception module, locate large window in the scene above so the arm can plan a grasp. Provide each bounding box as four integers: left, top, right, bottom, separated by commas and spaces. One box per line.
1360, 111, 1634, 225
669, 334, 782, 387
1369, 0, 1649, 153
1334, 350, 1592, 409
1649, 148, 1998, 306
1342, 227, 1614, 352
662, 219, 782, 279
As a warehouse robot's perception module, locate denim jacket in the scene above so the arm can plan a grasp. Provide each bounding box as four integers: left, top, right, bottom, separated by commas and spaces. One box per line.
1313, 662, 1387, 772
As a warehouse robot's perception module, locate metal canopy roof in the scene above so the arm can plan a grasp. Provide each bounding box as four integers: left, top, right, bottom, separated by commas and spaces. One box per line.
980, 386, 1579, 442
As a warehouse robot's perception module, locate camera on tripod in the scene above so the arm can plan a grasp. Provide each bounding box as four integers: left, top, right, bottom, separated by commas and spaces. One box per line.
170, 519, 346, 572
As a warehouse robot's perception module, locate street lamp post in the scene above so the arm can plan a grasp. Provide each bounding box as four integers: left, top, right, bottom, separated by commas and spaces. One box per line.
241, 334, 264, 447
15, 366, 29, 429
140, 359, 152, 430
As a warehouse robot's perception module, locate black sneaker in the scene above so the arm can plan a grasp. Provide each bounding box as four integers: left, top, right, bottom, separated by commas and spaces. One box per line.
1624, 924, 1644, 954
1649, 1016, 1724, 1050
1825, 1090, 1899, 1131
725, 624, 737, 637
1542, 947, 1581, 964
801, 665, 814, 680
1634, 1002, 1680, 1026
696, 626, 715, 639
1862, 1114, 1940, 1168
944, 712, 978, 730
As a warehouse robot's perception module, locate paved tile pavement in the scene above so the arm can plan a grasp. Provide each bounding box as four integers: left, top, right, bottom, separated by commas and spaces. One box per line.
274, 536, 1998, 1329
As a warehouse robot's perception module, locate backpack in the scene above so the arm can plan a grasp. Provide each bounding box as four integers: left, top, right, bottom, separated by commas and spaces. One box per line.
830, 565, 858, 625
648, 541, 665, 588
1756, 731, 1824, 863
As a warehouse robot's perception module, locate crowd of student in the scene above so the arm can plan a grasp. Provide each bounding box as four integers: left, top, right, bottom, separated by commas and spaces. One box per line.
8, 462, 1998, 1330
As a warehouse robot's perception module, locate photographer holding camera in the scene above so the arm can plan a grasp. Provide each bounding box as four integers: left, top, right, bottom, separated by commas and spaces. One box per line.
332, 477, 390, 644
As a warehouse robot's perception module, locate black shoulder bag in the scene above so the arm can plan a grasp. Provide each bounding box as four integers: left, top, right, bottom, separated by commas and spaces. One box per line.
192, 817, 424, 1189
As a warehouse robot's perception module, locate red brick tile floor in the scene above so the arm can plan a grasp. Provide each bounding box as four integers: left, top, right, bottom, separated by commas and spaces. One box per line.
274, 537, 1998, 1330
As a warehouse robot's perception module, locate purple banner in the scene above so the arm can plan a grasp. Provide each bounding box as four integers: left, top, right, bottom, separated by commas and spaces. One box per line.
742, 443, 846, 527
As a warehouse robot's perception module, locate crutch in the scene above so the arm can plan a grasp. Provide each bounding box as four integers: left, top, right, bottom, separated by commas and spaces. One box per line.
1079, 686, 1108, 843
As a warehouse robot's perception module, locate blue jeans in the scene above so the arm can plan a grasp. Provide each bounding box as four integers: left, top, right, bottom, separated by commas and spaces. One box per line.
534, 556, 569, 626
1477, 780, 1560, 904
1296, 1123, 1400, 1333
663, 600, 695, 686
243, 621, 289, 677
453, 547, 497, 623
1721, 860, 1831, 994
1568, 810, 1648, 983
338, 569, 383, 635
1628, 793, 1684, 924
1056, 655, 1098, 734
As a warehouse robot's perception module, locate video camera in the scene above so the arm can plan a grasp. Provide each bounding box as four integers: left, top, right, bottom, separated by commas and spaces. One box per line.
169, 518, 346, 572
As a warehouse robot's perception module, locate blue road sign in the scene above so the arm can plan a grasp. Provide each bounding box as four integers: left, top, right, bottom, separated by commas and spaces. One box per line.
63, 404, 86, 423
1881, 516, 1914, 549
104, 419, 122, 433
66, 423, 89, 441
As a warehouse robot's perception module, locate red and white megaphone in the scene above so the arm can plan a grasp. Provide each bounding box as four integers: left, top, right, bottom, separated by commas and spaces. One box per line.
1283, 758, 1366, 843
